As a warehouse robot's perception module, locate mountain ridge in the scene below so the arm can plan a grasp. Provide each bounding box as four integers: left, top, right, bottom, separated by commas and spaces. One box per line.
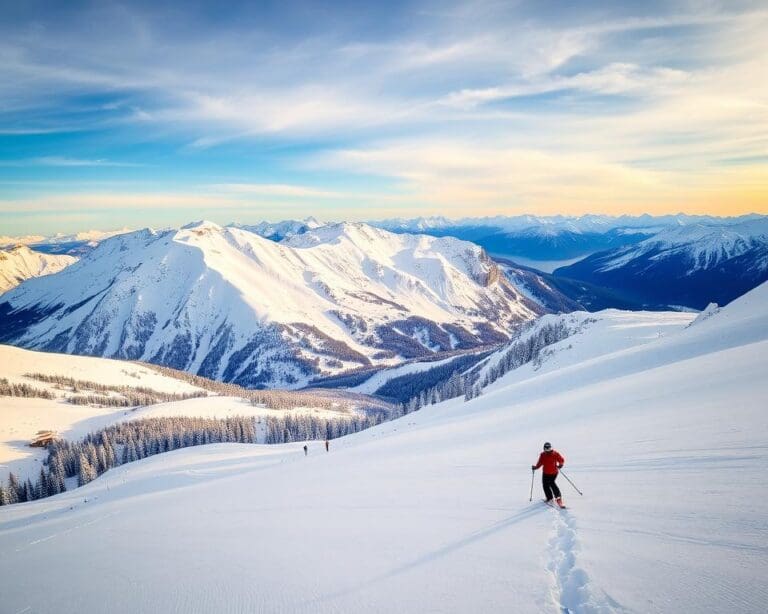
0, 222, 558, 388
0, 245, 77, 294
554, 217, 768, 309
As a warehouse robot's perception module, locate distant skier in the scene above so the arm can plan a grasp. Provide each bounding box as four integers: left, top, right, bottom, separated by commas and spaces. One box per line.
532, 442, 565, 508
303, 445, 308, 456
324, 439, 329, 452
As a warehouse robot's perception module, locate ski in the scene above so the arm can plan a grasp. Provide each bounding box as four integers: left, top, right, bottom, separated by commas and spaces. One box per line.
542, 499, 567, 509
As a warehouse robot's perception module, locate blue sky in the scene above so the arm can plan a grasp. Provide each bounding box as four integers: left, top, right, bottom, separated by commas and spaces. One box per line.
1, 0, 766, 236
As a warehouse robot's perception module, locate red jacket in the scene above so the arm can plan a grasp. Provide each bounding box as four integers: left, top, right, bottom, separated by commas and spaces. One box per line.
534, 450, 564, 475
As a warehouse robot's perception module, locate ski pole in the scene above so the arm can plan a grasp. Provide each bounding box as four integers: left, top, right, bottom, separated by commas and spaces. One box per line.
529, 468, 535, 501
559, 469, 583, 496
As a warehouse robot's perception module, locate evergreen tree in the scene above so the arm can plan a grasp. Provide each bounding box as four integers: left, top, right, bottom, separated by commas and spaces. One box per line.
25, 479, 35, 502
7, 473, 20, 504
78, 453, 96, 486
36, 468, 49, 499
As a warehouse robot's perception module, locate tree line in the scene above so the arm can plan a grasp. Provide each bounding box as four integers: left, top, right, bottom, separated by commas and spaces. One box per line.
264, 411, 387, 443
139, 361, 363, 412
0, 377, 55, 399
0, 412, 382, 505
400, 320, 572, 412
0, 318, 577, 506
25, 373, 207, 406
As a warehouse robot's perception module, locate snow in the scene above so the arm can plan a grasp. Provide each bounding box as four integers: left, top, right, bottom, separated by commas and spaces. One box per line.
689, 302, 720, 326
373, 213, 765, 235
43, 228, 133, 244
0, 344, 203, 394
0, 245, 76, 293
349, 355, 462, 395
1, 283, 766, 613
0, 344, 207, 481
596, 218, 768, 273
233, 216, 325, 240
0, 391, 349, 484
0, 345, 358, 482
0, 222, 541, 386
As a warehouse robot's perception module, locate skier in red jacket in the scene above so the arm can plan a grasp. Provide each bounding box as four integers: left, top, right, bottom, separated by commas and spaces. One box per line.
532, 442, 565, 507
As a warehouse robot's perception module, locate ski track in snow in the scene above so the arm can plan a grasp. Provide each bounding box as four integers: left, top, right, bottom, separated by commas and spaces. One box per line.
546, 508, 621, 614
19, 510, 120, 552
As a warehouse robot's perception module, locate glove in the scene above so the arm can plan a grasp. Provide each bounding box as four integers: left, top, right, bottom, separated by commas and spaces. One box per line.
531, 465, 536, 470
557, 464, 563, 469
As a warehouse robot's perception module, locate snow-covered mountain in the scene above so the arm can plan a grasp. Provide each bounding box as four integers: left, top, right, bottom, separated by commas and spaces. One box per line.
555, 218, 768, 309
1, 228, 133, 257
0, 245, 77, 294
0, 221, 551, 388
231, 216, 324, 241
373, 213, 763, 235
371, 213, 766, 268
1, 280, 764, 613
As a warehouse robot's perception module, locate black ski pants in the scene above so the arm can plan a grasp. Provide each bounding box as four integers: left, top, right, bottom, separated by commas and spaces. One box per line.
542, 473, 561, 500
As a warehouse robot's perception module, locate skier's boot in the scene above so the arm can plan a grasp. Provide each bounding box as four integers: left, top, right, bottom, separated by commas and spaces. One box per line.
556, 497, 565, 508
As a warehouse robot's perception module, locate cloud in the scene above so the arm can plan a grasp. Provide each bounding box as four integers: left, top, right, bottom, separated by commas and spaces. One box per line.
0, 157, 143, 167
0, 0, 766, 229
34, 157, 142, 167
212, 183, 349, 199
443, 63, 692, 109
317, 138, 768, 215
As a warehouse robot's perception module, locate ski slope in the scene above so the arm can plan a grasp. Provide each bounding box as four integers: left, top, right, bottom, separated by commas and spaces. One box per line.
0, 346, 350, 483
1, 284, 767, 613
0, 345, 204, 482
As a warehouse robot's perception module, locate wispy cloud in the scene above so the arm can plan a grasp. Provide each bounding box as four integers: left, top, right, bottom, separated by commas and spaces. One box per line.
213, 183, 350, 199
0, 0, 766, 234
34, 157, 143, 167
318, 138, 768, 215
0, 157, 143, 167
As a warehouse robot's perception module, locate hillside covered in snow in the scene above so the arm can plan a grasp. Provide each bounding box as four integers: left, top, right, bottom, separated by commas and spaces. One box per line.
555, 218, 768, 309
0, 221, 555, 388
0, 344, 389, 485
2, 279, 765, 612
0, 245, 76, 293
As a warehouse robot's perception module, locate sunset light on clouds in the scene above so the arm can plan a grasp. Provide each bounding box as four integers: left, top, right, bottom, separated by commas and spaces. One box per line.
1, 0, 766, 235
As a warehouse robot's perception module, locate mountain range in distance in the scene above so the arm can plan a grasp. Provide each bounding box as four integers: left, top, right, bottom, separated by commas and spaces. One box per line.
0, 245, 77, 294
372, 214, 768, 310
234, 213, 768, 311
2, 213, 767, 366
0, 221, 575, 388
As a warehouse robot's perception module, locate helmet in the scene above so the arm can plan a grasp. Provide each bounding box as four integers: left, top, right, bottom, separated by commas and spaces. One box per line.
543, 442, 552, 450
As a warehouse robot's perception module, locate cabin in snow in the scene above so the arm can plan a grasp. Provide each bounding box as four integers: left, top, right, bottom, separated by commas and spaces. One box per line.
29, 430, 58, 447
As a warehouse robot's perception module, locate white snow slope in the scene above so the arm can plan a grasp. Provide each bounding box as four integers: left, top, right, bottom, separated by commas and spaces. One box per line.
0, 221, 544, 388
1, 283, 767, 613
0, 344, 358, 483
0, 344, 205, 481
0, 245, 76, 293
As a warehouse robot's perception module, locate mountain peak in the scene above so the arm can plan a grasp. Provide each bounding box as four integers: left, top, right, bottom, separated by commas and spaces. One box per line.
0, 222, 544, 387
0, 245, 77, 293
302, 216, 323, 228
181, 220, 222, 231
